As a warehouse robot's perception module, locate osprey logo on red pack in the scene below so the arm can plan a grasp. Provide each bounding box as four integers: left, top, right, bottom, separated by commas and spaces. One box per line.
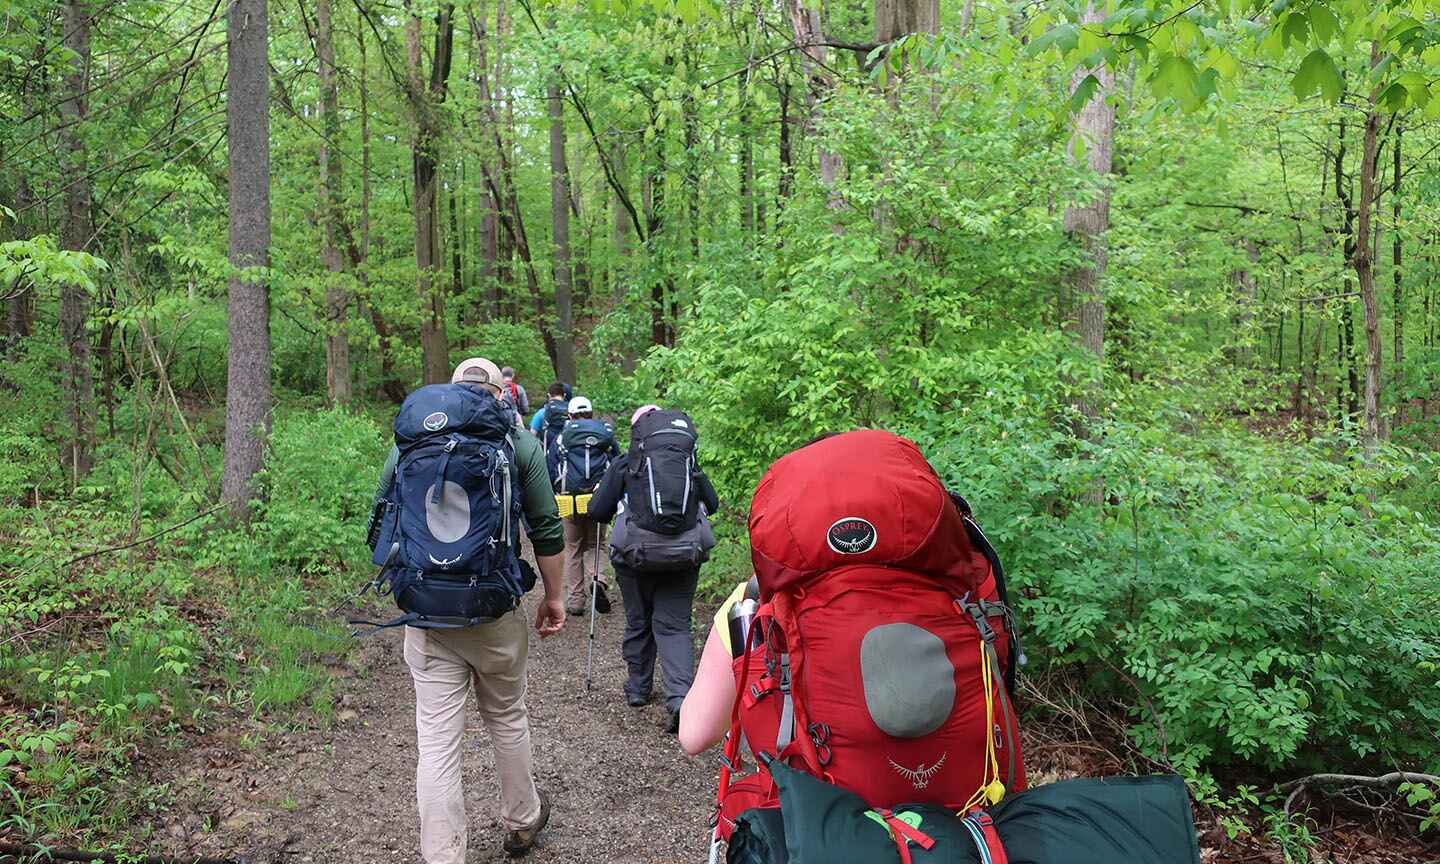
827, 516, 878, 554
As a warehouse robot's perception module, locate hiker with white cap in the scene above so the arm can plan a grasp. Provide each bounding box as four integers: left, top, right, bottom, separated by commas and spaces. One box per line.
552, 394, 621, 617
586, 404, 719, 731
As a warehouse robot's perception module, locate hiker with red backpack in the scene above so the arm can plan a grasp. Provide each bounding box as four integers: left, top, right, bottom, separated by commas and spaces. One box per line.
681, 430, 1202, 864
586, 404, 719, 732
499, 366, 530, 426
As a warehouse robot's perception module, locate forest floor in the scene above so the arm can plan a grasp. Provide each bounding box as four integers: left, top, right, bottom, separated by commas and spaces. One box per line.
141, 586, 715, 864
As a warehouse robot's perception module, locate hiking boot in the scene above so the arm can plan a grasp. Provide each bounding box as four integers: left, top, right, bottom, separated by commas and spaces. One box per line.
565, 601, 586, 616
667, 709, 681, 734
626, 691, 652, 708
503, 789, 551, 858
594, 583, 612, 614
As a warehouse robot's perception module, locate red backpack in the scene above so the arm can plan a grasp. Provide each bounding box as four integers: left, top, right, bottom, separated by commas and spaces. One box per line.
715, 430, 1026, 841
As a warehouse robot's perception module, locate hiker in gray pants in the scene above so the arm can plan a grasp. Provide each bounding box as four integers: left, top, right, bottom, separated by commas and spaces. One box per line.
585, 404, 720, 731
614, 564, 700, 719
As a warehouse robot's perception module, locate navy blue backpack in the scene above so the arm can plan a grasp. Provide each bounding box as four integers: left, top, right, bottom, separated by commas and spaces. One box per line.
367, 383, 532, 628
556, 418, 616, 494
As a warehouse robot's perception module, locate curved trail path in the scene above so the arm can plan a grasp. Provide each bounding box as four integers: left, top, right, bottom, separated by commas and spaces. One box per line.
153, 582, 716, 864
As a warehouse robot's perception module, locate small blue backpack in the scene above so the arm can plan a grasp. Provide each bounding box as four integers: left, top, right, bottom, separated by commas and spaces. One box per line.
368, 383, 531, 628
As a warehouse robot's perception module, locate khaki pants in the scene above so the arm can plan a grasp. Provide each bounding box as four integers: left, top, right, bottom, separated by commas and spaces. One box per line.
404, 616, 541, 864
563, 514, 607, 610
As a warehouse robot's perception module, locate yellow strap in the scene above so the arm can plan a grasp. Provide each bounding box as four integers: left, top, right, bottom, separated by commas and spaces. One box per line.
961, 638, 1005, 813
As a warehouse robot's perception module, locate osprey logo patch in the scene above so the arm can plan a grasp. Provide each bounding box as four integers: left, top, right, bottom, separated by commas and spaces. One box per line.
827, 516, 877, 554
585, 435, 599, 446
423, 412, 449, 432
888, 753, 946, 790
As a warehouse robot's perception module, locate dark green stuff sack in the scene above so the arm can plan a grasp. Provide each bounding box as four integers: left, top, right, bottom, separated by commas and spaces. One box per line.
728, 761, 1201, 864
994, 774, 1202, 864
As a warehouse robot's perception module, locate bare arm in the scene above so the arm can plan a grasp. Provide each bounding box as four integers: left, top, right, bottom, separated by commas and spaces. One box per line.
679, 625, 736, 755
533, 551, 566, 637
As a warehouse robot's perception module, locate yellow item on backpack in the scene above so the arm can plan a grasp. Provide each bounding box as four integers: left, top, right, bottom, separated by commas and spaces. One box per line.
555, 493, 593, 518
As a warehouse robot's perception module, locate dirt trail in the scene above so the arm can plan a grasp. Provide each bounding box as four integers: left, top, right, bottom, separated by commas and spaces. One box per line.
152, 585, 717, 864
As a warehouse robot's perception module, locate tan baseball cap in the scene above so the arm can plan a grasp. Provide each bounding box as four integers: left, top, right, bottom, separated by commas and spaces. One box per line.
451, 357, 503, 393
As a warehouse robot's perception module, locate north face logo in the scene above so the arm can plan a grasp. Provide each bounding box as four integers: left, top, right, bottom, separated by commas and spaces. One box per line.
827, 516, 877, 554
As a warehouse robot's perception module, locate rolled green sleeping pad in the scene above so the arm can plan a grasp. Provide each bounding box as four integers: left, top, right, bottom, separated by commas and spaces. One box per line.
727, 761, 1201, 864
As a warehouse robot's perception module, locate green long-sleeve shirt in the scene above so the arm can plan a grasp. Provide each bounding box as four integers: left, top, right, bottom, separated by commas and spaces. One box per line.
370, 432, 564, 557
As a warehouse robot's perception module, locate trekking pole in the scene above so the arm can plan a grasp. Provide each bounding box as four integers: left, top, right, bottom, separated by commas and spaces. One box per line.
585, 517, 599, 692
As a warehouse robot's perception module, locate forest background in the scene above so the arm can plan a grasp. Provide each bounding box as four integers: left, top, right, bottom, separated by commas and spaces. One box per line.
2, 0, 1440, 859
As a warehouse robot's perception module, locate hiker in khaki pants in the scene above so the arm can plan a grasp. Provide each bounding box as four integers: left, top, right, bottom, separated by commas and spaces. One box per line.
372, 357, 568, 862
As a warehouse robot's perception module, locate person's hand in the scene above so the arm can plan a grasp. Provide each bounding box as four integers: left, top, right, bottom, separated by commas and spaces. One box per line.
534, 597, 566, 637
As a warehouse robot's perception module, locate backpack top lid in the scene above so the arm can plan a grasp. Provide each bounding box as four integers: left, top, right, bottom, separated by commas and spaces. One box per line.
560, 417, 613, 447
748, 429, 990, 599
395, 383, 512, 446
629, 408, 697, 450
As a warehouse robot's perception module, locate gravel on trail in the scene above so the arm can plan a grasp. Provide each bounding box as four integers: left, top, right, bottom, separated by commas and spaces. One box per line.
153, 576, 721, 864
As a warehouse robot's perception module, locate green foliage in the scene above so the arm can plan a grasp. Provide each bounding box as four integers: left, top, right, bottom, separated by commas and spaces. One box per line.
254, 407, 389, 573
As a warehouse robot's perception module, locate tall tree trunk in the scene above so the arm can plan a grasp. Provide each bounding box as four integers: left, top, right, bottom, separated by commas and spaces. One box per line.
645, 120, 668, 347
471, 0, 501, 320
549, 79, 577, 383
222, 0, 273, 511
1228, 240, 1259, 367
1334, 112, 1361, 421
1062, 0, 1113, 427
316, 0, 351, 406
59, 0, 95, 482
1354, 45, 1384, 450
406, 3, 455, 385
739, 73, 755, 239
778, 79, 793, 205
449, 175, 464, 298
357, 9, 402, 404
5, 177, 35, 354
784, 0, 841, 202
1392, 122, 1404, 429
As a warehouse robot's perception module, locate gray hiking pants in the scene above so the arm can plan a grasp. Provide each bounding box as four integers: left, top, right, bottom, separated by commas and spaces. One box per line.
615, 566, 698, 712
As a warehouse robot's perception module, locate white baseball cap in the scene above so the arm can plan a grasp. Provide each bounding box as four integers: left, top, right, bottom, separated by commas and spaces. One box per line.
568, 397, 592, 414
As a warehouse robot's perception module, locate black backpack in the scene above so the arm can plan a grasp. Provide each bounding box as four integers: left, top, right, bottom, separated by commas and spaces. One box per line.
542, 404, 568, 477
366, 383, 531, 628
556, 418, 615, 494
625, 409, 700, 535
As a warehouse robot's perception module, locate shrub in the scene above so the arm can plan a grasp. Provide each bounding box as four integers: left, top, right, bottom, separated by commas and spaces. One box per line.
254, 407, 388, 573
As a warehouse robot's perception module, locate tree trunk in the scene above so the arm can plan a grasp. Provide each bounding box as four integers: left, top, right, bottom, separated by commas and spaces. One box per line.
4, 177, 34, 355
1062, 0, 1113, 424
1228, 240, 1259, 367
222, 0, 273, 512
784, 0, 842, 204
316, 0, 351, 406
406, 3, 455, 386
778, 80, 794, 206
356, 9, 402, 404
549, 79, 577, 383
59, 0, 96, 482
1334, 112, 1362, 421
1392, 122, 1404, 428
1354, 45, 1383, 450
739, 73, 755, 240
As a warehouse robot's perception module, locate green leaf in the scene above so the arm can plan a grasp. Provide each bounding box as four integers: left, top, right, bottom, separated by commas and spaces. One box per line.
1292, 49, 1342, 102
1379, 82, 1409, 110
1069, 73, 1101, 113
1281, 11, 1309, 49
1151, 54, 1200, 107
1308, 3, 1339, 44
